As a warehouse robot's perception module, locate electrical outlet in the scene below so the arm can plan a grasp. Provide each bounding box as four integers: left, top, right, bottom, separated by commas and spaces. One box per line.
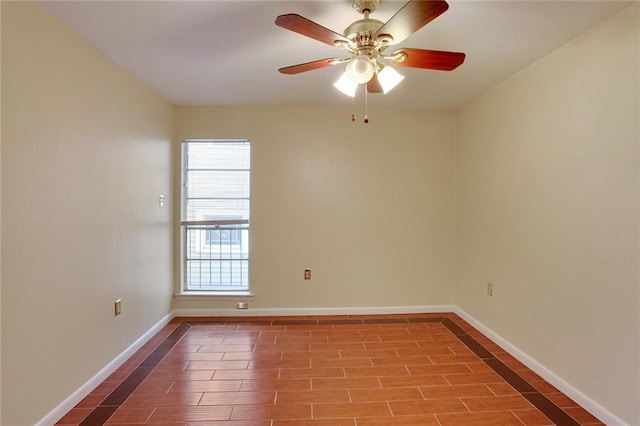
304, 269, 311, 280
114, 299, 122, 316
487, 283, 493, 296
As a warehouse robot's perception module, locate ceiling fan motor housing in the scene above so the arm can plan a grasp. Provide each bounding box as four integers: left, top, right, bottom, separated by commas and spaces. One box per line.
344, 18, 385, 58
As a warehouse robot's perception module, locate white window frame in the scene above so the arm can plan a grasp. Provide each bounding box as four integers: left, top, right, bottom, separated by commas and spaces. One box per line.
178, 139, 253, 298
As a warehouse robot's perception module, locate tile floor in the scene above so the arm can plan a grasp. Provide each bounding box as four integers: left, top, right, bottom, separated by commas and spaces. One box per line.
57, 313, 605, 425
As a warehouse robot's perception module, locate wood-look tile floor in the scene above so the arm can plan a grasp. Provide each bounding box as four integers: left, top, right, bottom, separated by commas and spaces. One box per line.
57, 313, 605, 425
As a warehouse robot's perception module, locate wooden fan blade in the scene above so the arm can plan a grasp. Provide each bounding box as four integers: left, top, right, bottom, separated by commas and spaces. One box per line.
391, 48, 465, 71
278, 58, 342, 75
275, 14, 349, 47
367, 75, 383, 93
376, 1, 449, 45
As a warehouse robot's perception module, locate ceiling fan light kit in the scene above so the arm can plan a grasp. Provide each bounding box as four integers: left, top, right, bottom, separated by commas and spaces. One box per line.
275, 0, 466, 120
377, 65, 405, 94
346, 54, 376, 84
333, 72, 359, 97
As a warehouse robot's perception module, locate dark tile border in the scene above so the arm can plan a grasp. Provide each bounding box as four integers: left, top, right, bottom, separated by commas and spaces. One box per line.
439, 318, 580, 425
78, 323, 190, 426
77, 315, 582, 426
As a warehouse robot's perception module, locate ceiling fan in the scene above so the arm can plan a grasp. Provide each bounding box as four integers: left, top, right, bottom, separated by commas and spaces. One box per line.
275, 0, 466, 97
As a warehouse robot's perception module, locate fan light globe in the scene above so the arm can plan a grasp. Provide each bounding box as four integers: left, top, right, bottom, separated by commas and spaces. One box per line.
333, 72, 358, 97
346, 55, 374, 84
377, 66, 405, 94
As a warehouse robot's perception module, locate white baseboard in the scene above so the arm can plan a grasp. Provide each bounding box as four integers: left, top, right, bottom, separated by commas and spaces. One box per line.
37, 312, 174, 426
453, 306, 626, 426
172, 305, 455, 318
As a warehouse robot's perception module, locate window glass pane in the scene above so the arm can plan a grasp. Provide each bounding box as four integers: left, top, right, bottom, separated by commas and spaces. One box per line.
184, 225, 249, 290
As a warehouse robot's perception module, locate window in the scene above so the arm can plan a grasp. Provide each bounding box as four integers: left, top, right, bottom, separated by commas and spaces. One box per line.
181, 140, 250, 292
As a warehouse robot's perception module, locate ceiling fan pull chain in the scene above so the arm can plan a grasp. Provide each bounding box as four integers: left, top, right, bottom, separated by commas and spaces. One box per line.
351, 87, 357, 122
364, 85, 369, 124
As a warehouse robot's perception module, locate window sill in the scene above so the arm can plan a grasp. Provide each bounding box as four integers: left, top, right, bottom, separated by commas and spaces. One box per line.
174, 291, 254, 299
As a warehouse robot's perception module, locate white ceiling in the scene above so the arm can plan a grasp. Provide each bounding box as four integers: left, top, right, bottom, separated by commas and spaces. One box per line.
39, 0, 632, 110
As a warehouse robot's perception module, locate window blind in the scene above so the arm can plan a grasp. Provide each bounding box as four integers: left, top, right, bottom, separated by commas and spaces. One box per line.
183, 140, 250, 222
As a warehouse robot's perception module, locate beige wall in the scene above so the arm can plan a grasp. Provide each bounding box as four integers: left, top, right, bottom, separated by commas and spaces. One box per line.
173, 106, 456, 311
455, 4, 639, 424
637, 6, 640, 419
0, 2, 3, 420
1, 2, 174, 425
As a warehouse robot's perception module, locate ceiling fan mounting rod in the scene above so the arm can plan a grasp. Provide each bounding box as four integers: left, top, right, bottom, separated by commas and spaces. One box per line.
352, 0, 381, 15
